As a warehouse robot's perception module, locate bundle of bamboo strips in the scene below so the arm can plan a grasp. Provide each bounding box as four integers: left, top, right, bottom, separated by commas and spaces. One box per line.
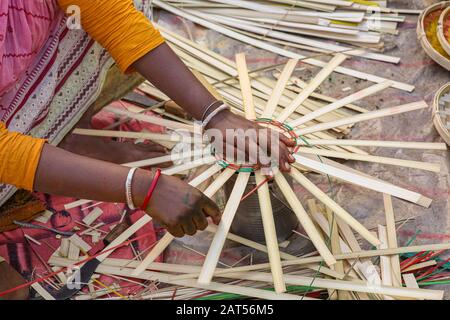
152, 0, 419, 66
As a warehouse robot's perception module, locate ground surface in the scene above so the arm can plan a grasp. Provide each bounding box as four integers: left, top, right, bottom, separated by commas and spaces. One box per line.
157, 0, 450, 297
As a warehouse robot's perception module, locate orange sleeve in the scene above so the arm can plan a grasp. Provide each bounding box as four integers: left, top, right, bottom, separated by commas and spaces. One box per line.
58, 0, 165, 73
0, 123, 46, 191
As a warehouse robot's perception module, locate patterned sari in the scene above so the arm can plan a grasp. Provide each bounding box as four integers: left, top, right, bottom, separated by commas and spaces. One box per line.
0, 0, 151, 207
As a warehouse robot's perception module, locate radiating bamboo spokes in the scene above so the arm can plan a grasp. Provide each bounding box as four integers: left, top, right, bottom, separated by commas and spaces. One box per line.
273, 171, 336, 266
294, 154, 432, 207
290, 168, 380, 246
297, 148, 441, 173
288, 81, 393, 128
254, 171, 286, 293
295, 101, 428, 136
198, 172, 251, 284
277, 53, 347, 122
132, 167, 236, 276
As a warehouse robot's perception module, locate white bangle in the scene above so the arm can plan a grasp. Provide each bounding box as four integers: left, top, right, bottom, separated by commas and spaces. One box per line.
125, 168, 138, 210
202, 104, 230, 129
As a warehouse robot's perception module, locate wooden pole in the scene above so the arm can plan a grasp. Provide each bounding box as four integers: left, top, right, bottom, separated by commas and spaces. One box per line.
294, 139, 447, 150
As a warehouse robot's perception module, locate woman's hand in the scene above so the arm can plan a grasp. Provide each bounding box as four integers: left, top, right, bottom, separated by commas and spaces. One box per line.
205, 110, 296, 172
145, 174, 221, 237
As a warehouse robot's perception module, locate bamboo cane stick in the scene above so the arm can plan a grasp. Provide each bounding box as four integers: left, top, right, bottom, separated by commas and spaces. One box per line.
198, 172, 251, 284
295, 139, 447, 150
297, 148, 441, 172
383, 194, 402, 287
273, 171, 336, 266
262, 58, 298, 118
403, 273, 420, 289
166, 242, 450, 280
294, 154, 431, 207
289, 81, 392, 128
235, 53, 257, 119
378, 225, 394, 299
327, 208, 347, 300
132, 167, 235, 276
295, 101, 429, 136
204, 224, 345, 279
72, 128, 192, 143
161, 156, 217, 176
254, 171, 286, 293
104, 105, 194, 132
290, 168, 380, 246
277, 53, 347, 122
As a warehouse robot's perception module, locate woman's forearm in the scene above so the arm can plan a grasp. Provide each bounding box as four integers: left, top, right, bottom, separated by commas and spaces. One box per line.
132, 43, 217, 121
34, 144, 153, 207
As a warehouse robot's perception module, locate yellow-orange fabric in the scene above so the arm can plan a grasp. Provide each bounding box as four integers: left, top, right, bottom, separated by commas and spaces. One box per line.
0, 123, 46, 191
58, 0, 166, 73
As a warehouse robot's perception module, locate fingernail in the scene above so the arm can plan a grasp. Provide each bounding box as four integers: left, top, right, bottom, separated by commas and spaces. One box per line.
285, 162, 291, 170
288, 154, 295, 162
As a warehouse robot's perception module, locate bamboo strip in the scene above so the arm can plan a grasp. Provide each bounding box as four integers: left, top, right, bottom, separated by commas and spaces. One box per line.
262, 58, 298, 118
154, 1, 415, 92
255, 171, 286, 293
273, 171, 336, 266
403, 260, 437, 273
104, 105, 194, 132
378, 225, 394, 300
383, 194, 402, 287
96, 215, 152, 262
295, 101, 429, 136
31, 283, 55, 300
198, 172, 251, 284
403, 274, 420, 289
290, 168, 380, 246
72, 128, 191, 143
204, 224, 345, 279
327, 208, 348, 299
277, 53, 347, 122
235, 53, 257, 119
161, 156, 217, 176
295, 139, 447, 150
297, 148, 441, 172
289, 81, 392, 127
166, 242, 450, 279
293, 154, 431, 207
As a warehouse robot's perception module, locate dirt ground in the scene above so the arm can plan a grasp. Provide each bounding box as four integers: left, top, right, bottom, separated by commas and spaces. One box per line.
157, 0, 450, 297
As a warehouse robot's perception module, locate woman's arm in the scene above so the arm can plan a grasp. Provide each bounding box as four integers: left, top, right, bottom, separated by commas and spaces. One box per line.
0, 124, 219, 237
34, 144, 221, 237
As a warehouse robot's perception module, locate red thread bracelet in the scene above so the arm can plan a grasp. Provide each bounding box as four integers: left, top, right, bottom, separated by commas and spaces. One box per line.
140, 168, 162, 210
